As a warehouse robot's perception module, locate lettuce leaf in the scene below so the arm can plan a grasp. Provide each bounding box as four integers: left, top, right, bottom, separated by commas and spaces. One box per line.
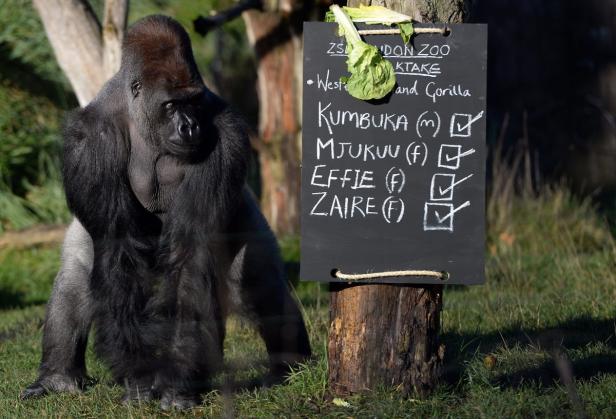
329, 5, 396, 101
326, 4, 415, 44
398, 21, 414, 44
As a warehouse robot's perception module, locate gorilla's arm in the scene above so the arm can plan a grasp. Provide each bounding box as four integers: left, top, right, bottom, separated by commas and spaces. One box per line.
61, 79, 164, 391
230, 189, 312, 376
21, 219, 94, 399
62, 79, 157, 241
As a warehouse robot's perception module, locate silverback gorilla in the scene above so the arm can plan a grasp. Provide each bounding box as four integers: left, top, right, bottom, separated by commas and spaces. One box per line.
21, 15, 310, 409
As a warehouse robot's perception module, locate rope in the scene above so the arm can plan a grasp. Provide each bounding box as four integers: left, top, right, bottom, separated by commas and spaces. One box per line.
357, 27, 449, 36
333, 269, 449, 281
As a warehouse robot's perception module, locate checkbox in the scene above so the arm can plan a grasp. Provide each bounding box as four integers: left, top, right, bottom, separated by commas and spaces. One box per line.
424, 203, 455, 231
449, 111, 484, 138
430, 174, 456, 201
423, 201, 471, 232
438, 144, 476, 170
438, 144, 462, 169
430, 173, 474, 201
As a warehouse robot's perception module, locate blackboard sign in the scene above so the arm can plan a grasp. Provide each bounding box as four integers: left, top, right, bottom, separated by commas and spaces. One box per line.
300, 22, 487, 285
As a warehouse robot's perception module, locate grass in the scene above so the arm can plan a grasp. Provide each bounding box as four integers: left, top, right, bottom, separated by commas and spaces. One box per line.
1, 178, 616, 417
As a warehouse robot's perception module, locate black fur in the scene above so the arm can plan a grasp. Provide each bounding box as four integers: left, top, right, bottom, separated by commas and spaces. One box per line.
22, 15, 310, 408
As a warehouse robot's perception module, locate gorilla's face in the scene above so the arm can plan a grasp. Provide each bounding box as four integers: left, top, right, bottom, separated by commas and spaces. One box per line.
121, 16, 207, 161
129, 78, 205, 159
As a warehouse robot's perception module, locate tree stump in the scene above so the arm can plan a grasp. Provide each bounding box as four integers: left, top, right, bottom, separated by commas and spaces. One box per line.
326, 0, 465, 399
328, 283, 444, 397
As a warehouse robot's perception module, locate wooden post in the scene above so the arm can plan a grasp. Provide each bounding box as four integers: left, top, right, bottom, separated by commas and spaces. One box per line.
327, 0, 466, 398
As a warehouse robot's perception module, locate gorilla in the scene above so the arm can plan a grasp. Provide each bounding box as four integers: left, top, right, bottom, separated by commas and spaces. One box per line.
21, 15, 310, 409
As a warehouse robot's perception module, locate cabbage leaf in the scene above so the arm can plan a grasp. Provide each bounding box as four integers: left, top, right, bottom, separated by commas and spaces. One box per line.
329, 5, 396, 101
326, 5, 415, 44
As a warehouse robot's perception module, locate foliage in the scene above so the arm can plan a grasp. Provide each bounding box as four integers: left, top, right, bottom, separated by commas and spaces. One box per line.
0, 0, 72, 93
0, 0, 75, 231
0, 246, 60, 308
0, 79, 71, 232
0, 81, 62, 190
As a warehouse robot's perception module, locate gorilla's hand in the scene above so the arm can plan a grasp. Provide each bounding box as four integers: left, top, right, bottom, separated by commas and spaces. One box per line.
21, 373, 89, 399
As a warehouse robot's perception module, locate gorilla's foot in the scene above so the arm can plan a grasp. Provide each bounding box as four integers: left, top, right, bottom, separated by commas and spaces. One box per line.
121, 386, 155, 404
268, 351, 312, 381
20, 373, 86, 399
160, 389, 199, 410
121, 376, 156, 404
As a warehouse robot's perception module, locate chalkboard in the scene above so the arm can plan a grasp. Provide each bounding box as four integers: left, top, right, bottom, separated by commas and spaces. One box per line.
300, 22, 487, 285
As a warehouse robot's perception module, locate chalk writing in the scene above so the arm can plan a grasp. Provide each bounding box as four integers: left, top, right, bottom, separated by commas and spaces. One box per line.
416, 111, 441, 138
385, 167, 406, 194
318, 101, 409, 135
426, 82, 472, 103
429, 173, 473, 201
438, 144, 476, 170
449, 111, 484, 137
317, 138, 401, 161
423, 201, 471, 232
405, 142, 428, 166
382, 196, 405, 223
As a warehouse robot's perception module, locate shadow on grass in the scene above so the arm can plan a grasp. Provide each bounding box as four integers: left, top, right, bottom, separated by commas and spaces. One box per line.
492, 353, 616, 389
0, 289, 47, 310
442, 316, 616, 388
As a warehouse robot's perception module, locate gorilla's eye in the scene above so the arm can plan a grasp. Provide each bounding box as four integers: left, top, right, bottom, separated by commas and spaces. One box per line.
163, 102, 175, 115
131, 81, 141, 98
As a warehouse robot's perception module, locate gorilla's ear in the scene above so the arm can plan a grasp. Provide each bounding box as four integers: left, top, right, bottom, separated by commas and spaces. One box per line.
62, 103, 134, 239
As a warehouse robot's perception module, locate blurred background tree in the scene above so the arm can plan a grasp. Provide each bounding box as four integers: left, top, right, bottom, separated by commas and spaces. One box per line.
0, 0, 75, 232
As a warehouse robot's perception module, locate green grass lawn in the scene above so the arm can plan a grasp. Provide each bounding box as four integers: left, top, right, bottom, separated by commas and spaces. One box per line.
1, 185, 616, 418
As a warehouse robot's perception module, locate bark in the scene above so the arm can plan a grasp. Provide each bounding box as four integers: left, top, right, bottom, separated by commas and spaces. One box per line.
102, 0, 129, 79
347, 0, 466, 23
329, 284, 444, 397
33, 0, 128, 105
243, 9, 302, 235
327, 0, 466, 398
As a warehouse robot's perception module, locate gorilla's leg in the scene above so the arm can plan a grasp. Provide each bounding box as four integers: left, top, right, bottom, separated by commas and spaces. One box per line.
239, 251, 311, 378
231, 196, 311, 378
157, 265, 226, 410
21, 219, 94, 399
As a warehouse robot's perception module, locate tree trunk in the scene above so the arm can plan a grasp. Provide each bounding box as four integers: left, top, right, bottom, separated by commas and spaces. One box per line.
329, 284, 445, 397
102, 0, 129, 78
242, 8, 302, 235
327, 0, 466, 398
33, 0, 128, 105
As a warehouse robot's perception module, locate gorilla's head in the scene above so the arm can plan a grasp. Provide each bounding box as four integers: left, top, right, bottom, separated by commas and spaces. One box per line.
120, 15, 207, 159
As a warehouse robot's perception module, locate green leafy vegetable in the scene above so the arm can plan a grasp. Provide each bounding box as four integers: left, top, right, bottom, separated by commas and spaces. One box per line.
329, 5, 396, 101
398, 21, 414, 44
332, 397, 351, 407
326, 4, 414, 44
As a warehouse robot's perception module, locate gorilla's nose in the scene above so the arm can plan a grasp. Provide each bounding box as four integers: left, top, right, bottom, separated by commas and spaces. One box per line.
178, 114, 199, 141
